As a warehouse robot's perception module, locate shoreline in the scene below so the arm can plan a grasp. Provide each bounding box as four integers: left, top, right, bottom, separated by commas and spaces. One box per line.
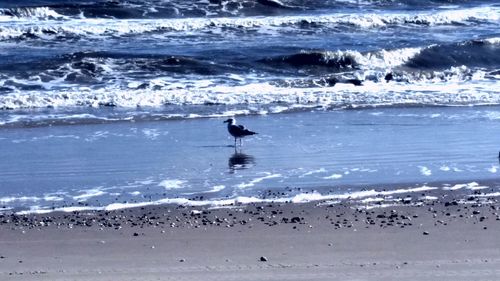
1, 187, 499, 280
3, 178, 499, 215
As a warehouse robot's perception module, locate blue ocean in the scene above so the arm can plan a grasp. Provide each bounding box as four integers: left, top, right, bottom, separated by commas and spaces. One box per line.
0, 0, 499, 213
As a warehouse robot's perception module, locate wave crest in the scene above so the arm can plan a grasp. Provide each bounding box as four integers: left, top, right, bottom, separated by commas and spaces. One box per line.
0, 6, 497, 41
0, 7, 66, 20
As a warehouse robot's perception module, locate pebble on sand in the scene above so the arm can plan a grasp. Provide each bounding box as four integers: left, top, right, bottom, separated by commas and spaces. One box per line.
260, 256, 268, 262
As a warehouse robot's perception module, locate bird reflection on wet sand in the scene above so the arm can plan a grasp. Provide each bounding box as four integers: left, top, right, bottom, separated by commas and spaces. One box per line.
228, 150, 255, 173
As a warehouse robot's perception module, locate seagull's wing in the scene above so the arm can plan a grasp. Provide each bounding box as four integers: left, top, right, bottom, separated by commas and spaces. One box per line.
239, 125, 257, 136
229, 124, 256, 137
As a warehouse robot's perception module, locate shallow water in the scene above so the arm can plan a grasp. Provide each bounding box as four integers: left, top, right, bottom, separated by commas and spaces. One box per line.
0, 0, 499, 212
1, 106, 499, 212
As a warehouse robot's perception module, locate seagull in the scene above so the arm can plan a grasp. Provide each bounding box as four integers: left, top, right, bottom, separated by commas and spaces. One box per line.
223, 118, 257, 146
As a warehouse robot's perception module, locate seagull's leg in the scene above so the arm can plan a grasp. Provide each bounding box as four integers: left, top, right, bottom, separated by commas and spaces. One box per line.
234, 138, 237, 147
239, 138, 242, 146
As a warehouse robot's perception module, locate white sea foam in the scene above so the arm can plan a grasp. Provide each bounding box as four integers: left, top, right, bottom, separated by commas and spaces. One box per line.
0, 7, 67, 21
443, 183, 467, 191
323, 173, 343, 180
134, 179, 155, 185
207, 185, 225, 193
0, 196, 40, 203
129, 191, 141, 196
487, 166, 498, 173
0, 193, 64, 205
43, 195, 65, 202
299, 168, 327, 178
1, 7, 497, 40
473, 192, 500, 198
359, 197, 384, 203
1, 76, 499, 111
236, 173, 282, 188
142, 128, 161, 140
420, 196, 438, 200
440, 165, 451, 172
17, 206, 99, 215
361, 203, 413, 210
321, 47, 421, 69
73, 188, 106, 201
485, 37, 500, 45
464, 182, 489, 190
443, 182, 488, 191
419, 166, 432, 176
158, 179, 185, 190
85, 131, 110, 142
16, 185, 439, 214
31, 134, 80, 141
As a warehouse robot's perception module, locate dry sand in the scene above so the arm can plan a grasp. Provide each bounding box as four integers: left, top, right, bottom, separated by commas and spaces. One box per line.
1, 188, 499, 281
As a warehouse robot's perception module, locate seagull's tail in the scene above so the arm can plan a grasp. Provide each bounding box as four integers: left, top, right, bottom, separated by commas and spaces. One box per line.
245, 130, 257, 135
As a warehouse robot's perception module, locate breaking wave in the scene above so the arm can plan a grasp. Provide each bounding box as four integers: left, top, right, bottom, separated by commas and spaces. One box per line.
264, 37, 500, 70
0, 6, 498, 41
0, 7, 67, 20
0, 78, 498, 115
0, 37, 498, 114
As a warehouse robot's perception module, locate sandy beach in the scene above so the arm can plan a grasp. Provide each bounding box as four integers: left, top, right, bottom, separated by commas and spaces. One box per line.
1, 187, 499, 281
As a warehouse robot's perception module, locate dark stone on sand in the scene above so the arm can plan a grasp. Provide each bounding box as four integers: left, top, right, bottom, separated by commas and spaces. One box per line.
133, 232, 139, 236
384, 73, 393, 82
325, 77, 338, 86
423, 231, 429, 235
346, 79, 363, 86
473, 210, 481, 215
179, 258, 186, 262
291, 217, 301, 223
260, 256, 268, 262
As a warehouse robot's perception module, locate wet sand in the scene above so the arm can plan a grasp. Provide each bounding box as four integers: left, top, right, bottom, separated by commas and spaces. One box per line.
1, 187, 499, 280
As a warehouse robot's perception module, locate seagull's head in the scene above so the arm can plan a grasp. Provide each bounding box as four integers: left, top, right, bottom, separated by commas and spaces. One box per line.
223, 118, 235, 124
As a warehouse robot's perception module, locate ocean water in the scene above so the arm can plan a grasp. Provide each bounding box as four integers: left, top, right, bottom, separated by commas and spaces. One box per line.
0, 0, 499, 213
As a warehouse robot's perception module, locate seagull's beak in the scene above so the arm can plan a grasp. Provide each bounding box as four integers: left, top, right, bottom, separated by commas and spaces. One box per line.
223, 120, 228, 123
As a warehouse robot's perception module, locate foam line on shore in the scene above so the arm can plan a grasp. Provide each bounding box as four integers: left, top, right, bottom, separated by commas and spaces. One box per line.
443, 182, 488, 191
14, 185, 439, 215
